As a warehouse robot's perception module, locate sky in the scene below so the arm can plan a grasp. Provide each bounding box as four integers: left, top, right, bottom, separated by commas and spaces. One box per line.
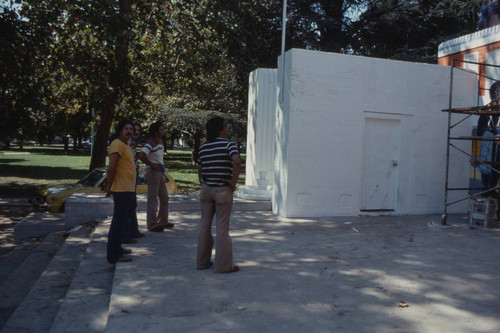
1, 0, 20, 11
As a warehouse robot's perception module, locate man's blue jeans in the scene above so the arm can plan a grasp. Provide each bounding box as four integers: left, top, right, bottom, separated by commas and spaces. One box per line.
120, 192, 141, 242
120, 171, 141, 242
108, 191, 135, 263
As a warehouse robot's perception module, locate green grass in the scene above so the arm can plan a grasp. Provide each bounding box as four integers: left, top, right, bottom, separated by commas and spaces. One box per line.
165, 150, 200, 193
0, 147, 91, 196
0, 146, 245, 196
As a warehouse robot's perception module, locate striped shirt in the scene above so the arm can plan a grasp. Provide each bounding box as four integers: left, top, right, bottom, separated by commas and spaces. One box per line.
141, 138, 164, 167
198, 137, 239, 186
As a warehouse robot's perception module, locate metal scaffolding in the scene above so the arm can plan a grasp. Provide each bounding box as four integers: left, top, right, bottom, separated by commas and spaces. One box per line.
441, 59, 500, 224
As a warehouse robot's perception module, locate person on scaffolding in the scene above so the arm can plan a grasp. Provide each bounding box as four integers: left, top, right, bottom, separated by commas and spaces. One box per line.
477, 82, 500, 205
478, 0, 500, 30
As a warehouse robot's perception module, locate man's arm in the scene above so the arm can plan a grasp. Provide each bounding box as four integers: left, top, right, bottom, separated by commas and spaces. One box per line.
231, 154, 242, 191
104, 152, 120, 197
139, 151, 162, 171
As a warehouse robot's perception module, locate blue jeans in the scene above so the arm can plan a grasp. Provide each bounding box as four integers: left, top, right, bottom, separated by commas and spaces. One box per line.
108, 192, 135, 263
120, 192, 141, 242
120, 171, 141, 242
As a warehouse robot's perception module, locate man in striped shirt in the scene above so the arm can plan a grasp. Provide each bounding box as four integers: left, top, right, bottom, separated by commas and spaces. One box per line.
196, 116, 242, 273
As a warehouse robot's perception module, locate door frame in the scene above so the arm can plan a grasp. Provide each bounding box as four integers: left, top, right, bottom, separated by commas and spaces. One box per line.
360, 111, 414, 215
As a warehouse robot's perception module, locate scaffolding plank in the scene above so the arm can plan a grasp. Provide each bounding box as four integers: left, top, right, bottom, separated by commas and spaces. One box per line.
442, 104, 500, 114
451, 136, 499, 141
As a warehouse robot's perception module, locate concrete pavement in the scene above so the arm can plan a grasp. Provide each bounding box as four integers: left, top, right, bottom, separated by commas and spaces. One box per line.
105, 210, 500, 333
2, 193, 500, 333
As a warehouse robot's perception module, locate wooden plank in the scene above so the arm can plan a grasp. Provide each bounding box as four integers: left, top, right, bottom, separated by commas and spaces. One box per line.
442, 104, 500, 114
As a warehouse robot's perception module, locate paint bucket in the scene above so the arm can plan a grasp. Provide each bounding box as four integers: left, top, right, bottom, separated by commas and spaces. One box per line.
469, 197, 497, 227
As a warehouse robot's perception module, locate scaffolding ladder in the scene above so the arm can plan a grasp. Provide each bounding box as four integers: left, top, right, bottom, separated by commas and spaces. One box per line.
442, 59, 500, 224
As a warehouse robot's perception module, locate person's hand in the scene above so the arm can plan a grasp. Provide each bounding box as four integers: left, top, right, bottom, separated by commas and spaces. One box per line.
104, 185, 111, 197
223, 179, 237, 192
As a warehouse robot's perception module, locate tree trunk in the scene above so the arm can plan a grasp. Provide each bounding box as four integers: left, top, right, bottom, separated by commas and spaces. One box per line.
89, 0, 132, 170
90, 95, 117, 169
63, 136, 69, 152
191, 131, 203, 166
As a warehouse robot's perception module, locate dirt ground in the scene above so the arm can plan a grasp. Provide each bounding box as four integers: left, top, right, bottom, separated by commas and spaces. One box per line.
0, 204, 37, 256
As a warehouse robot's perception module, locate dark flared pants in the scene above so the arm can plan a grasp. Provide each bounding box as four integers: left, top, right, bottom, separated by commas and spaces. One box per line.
121, 192, 140, 242
108, 191, 135, 263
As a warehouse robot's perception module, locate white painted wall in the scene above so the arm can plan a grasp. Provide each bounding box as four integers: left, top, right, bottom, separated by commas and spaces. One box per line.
272, 49, 477, 217
486, 49, 500, 97
246, 69, 277, 188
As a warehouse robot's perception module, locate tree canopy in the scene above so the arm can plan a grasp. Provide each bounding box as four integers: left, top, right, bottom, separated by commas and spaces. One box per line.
0, 0, 489, 167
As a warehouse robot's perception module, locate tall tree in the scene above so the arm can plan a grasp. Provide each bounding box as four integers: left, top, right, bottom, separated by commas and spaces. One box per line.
0, 5, 44, 147
90, 0, 132, 169
4, 0, 490, 164
140, 1, 284, 154
350, 0, 485, 62
282, 0, 367, 52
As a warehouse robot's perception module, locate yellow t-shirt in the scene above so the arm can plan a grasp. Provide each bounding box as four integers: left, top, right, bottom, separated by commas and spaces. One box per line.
108, 139, 136, 192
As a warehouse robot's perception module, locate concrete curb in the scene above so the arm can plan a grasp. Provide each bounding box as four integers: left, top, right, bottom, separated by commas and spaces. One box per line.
1, 228, 93, 333
49, 219, 114, 333
13, 213, 65, 243
65, 193, 271, 229
0, 231, 66, 329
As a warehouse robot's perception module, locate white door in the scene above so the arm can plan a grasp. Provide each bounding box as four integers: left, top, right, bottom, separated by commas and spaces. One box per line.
361, 117, 400, 211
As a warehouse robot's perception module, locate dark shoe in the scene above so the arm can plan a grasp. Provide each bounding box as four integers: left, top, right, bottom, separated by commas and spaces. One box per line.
163, 222, 174, 229
123, 239, 138, 244
134, 233, 146, 238
121, 248, 132, 254
116, 256, 132, 263
197, 261, 214, 270
148, 226, 164, 232
219, 266, 240, 274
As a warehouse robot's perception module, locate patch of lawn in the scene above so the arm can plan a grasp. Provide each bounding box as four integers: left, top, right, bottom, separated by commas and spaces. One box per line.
0, 147, 91, 196
0, 146, 246, 196
165, 150, 200, 193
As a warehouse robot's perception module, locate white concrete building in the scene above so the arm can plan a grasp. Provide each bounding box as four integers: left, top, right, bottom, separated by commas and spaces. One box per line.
245, 69, 277, 189
246, 49, 478, 217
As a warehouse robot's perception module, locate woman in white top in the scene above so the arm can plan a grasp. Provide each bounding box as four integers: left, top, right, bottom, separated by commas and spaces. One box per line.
139, 121, 173, 232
